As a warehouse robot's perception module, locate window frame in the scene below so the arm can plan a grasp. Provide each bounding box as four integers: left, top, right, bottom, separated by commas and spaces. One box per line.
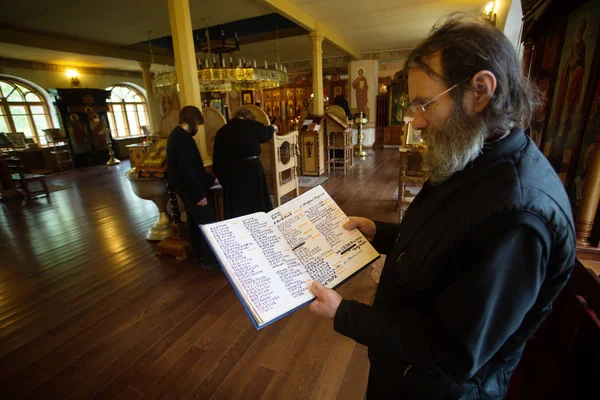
106, 84, 149, 138
0, 78, 55, 145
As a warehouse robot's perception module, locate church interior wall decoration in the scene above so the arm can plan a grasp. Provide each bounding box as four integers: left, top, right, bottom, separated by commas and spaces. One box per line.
49, 88, 112, 168
349, 60, 378, 121
544, 0, 600, 183
528, 0, 600, 187
156, 86, 181, 136
241, 90, 253, 105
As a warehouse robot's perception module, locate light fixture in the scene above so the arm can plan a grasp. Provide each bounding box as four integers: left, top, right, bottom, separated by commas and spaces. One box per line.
154, 26, 287, 92
483, 1, 497, 26
66, 69, 80, 87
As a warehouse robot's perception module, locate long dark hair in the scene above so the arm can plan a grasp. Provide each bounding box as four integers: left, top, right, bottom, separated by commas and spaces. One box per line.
405, 14, 539, 136
179, 105, 204, 126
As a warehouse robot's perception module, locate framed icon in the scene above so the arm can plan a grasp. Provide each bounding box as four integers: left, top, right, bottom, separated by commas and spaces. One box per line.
210, 98, 223, 114
241, 90, 253, 105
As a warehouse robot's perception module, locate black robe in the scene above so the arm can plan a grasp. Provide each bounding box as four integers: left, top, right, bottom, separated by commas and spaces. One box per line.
166, 125, 217, 262
213, 118, 274, 219
334, 130, 576, 399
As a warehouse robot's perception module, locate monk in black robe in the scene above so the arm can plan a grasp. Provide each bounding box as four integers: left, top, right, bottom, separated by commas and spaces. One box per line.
166, 106, 220, 273
213, 107, 277, 219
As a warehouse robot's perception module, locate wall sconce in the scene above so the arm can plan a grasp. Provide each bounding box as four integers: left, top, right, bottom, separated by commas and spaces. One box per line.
66, 69, 80, 87
483, 1, 497, 26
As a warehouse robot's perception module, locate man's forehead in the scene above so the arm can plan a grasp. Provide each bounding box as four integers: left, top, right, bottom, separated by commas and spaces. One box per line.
408, 52, 444, 81
408, 53, 446, 98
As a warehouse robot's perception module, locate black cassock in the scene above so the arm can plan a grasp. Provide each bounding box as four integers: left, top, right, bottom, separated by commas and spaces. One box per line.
213, 118, 275, 219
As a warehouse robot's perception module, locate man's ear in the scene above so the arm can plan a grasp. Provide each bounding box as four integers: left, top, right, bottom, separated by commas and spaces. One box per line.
470, 70, 497, 113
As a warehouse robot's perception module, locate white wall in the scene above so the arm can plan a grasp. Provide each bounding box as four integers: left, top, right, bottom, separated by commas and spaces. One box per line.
504, 0, 524, 51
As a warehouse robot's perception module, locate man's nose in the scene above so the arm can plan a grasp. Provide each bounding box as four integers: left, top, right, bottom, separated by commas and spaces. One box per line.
412, 111, 428, 130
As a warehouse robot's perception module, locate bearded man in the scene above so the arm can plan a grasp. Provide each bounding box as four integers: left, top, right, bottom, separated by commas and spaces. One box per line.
309, 16, 575, 399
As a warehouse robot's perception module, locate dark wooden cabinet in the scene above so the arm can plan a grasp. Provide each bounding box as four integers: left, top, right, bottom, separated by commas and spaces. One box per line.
49, 89, 111, 168
383, 126, 404, 147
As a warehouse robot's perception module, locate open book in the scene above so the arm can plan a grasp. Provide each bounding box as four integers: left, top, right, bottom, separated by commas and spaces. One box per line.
201, 186, 380, 329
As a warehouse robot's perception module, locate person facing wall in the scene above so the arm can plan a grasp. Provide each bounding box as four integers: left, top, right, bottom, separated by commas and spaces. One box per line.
212, 107, 278, 219
166, 105, 221, 273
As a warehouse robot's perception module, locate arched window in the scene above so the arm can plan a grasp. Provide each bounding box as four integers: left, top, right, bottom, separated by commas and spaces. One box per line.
106, 85, 149, 138
0, 77, 55, 145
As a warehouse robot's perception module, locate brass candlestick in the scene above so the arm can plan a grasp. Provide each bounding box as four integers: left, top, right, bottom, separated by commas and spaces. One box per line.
354, 112, 369, 159
103, 128, 121, 166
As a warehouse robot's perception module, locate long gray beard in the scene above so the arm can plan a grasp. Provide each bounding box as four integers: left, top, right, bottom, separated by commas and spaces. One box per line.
422, 107, 487, 185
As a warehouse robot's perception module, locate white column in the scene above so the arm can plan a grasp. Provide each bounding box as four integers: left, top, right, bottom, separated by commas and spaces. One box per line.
138, 61, 161, 134
310, 28, 324, 116
167, 0, 210, 164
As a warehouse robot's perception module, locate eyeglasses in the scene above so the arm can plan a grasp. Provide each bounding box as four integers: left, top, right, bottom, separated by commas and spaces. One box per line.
408, 77, 470, 114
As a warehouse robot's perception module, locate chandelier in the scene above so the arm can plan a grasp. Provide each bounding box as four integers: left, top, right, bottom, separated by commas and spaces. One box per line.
155, 27, 288, 91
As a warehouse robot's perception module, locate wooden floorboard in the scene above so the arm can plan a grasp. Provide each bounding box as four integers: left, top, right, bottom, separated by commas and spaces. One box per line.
0, 148, 401, 399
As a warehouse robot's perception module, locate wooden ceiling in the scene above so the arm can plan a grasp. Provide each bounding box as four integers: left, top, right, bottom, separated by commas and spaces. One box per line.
0, 0, 514, 71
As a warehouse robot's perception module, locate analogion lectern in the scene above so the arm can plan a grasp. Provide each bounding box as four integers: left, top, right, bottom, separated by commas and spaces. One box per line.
244, 104, 300, 206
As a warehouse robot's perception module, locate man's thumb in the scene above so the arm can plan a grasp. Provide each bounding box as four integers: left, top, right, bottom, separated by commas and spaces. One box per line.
343, 217, 358, 231
309, 281, 324, 297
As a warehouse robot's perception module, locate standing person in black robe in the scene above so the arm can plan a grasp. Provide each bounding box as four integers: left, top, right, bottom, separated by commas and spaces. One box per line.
166, 105, 221, 273
333, 95, 352, 121
213, 107, 277, 219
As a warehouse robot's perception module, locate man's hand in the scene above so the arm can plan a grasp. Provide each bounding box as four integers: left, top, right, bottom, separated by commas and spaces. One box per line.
197, 197, 208, 207
309, 281, 343, 320
343, 216, 376, 242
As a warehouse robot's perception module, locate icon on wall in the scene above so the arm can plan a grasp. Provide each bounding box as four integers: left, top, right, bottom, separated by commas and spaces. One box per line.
241, 90, 253, 105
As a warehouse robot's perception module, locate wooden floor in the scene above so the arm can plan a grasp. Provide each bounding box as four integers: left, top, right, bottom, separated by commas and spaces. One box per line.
0, 147, 400, 400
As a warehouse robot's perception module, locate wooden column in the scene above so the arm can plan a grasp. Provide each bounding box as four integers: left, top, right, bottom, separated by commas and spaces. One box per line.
167, 0, 210, 164
310, 27, 324, 116
522, 41, 534, 77
138, 61, 161, 135
576, 130, 600, 247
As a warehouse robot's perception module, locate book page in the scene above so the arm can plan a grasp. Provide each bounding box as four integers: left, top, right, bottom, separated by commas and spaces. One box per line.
269, 186, 379, 289
203, 213, 313, 327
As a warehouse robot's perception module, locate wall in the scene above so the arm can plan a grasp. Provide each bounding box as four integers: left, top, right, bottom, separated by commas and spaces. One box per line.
378, 60, 406, 79
0, 66, 145, 92
504, 0, 524, 50
0, 60, 153, 135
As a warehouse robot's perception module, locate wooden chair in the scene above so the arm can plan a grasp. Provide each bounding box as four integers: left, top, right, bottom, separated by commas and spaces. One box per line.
8, 156, 49, 199
44, 128, 74, 171
397, 147, 426, 220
